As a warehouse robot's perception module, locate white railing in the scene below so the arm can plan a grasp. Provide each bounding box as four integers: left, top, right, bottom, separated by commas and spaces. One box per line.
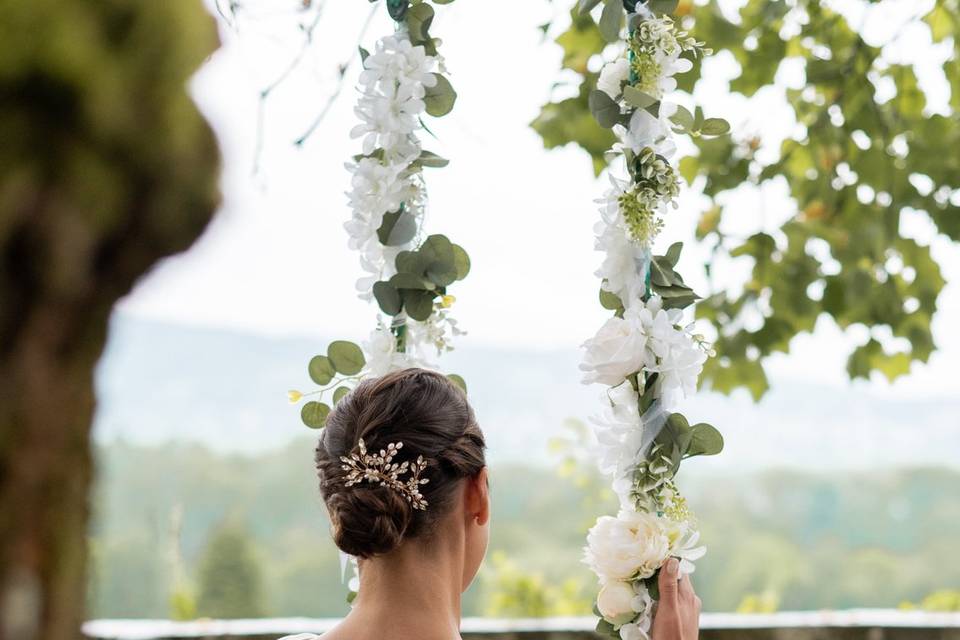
83, 610, 960, 639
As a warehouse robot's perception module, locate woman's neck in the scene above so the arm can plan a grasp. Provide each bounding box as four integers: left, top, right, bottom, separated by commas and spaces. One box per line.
345, 537, 464, 640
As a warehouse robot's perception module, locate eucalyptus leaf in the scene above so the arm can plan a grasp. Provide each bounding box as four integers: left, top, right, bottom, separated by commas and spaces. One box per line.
578, 0, 603, 13
452, 244, 471, 280
589, 89, 622, 129
404, 289, 436, 321
405, 2, 433, 43
447, 374, 468, 393
426, 264, 458, 287
424, 74, 457, 117
377, 210, 418, 246
665, 241, 683, 267
647, 0, 679, 14
623, 86, 657, 109
390, 272, 434, 291
373, 281, 403, 315
333, 386, 351, 405
687, 423, 725, 456
657, 412, 693, 459
420, 234, 456, 278
308, 355, 335, 386
395, 250, 424, 275
645, 572, 660, 601
358, 46, 370, 63
650, 255, 682, 287
640, 373, 659, 412
599, 287, 624, 311
416, 149, 449, 168
301, 401, 330, 429
327, 340, 366, 376
595, 619, 617, 638
598, 0, 623, 43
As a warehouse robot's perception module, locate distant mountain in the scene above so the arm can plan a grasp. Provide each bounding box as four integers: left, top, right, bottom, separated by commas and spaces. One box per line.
93, 312, 960, 471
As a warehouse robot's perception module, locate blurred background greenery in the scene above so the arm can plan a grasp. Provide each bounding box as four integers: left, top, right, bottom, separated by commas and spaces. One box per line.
4, 0, 960, 635
87, 427, 960, 618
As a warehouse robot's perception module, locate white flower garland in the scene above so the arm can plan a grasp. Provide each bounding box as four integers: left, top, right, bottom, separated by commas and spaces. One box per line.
577, 4, 727, 638
293, 0, 469, 605
293, 2, 468, 430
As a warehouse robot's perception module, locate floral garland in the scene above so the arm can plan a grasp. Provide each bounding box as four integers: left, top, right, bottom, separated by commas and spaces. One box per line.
289, 0, 468, 430
576, 2, 728, 638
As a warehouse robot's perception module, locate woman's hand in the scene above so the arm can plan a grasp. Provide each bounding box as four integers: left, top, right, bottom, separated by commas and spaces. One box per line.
651, 558, 701, 640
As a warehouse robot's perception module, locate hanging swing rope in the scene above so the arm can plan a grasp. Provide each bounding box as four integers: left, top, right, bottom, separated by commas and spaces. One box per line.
290, 0, 470, 429
577, 0, 728, 636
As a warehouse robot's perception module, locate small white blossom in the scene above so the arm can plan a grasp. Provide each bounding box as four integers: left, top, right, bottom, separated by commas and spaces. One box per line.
350, 34, 437, 157
665, 519, 707, 575
634, 296, 707, 406
590, 383, 644, 480
598, 57, 631, 100
593, 173, 654, 305
618, 584, 655, 640
362, 321, 433, 377
614, 103, 677, 158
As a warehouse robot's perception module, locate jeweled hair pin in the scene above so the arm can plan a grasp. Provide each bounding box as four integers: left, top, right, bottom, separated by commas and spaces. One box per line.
340, 439, 430, 510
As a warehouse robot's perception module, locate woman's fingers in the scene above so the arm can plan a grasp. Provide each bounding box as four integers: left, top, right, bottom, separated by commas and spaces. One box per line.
678, 571, 695, 599
658, 557, 681, 609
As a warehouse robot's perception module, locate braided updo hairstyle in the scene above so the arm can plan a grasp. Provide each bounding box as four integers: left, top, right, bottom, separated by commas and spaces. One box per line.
315, 368, 486, 558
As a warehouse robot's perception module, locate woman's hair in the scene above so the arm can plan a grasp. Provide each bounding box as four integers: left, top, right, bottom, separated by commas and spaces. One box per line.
315, 368, 486, 558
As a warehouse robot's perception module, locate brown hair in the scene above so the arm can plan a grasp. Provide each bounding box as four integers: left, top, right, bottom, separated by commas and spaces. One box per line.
315, 368, 486, 558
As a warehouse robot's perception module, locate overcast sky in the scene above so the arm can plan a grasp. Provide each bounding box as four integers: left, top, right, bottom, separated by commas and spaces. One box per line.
115, 0, 959, 400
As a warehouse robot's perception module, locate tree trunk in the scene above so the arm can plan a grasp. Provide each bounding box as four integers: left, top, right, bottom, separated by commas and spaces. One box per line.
0, 1, 221, 638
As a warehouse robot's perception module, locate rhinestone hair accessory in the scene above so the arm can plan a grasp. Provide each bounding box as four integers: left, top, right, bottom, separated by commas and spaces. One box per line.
340, 439, 430, 510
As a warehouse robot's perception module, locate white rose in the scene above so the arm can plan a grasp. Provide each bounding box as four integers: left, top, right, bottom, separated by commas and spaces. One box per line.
580, 316, 648, 386
598, 57, 631, 100
597, 581, 637, 625
584, 509, 672, 583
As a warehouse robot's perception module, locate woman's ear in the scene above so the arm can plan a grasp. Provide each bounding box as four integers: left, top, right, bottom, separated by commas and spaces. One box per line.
465, 467, 490, 526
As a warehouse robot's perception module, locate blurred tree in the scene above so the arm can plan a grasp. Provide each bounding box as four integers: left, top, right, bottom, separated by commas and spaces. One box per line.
533, 0, 960, 398
481, 551, 593, 618
196, 522, 266, 619
736, 591, 780, 613
0, 0, 220, 638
